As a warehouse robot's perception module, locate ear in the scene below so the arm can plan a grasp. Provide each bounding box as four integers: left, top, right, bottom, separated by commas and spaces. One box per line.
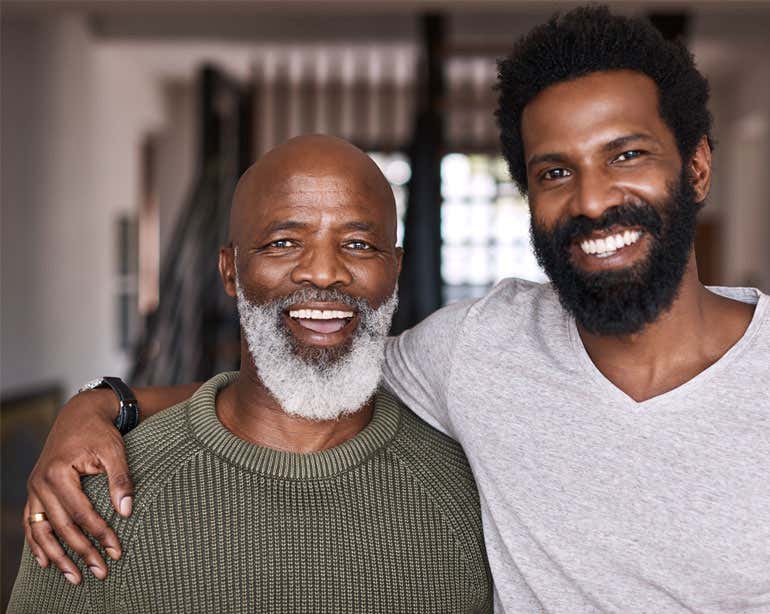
219, 244, 237, 298
394, 246, 404, 276
688, 136, 712, 204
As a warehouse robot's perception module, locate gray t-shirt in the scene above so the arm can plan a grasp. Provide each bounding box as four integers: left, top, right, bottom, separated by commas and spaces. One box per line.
383, 279, 770, 613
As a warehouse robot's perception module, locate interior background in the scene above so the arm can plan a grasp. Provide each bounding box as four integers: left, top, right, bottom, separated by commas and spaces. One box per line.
2, 1, 769, 606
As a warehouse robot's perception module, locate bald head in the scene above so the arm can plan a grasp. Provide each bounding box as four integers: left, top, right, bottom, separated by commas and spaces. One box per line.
230, 135, 396, 246
218, 133, 403, 313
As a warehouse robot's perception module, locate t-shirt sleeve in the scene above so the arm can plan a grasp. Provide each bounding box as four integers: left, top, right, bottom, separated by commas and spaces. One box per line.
383, 300, 474, 436
7, 542, 93, 614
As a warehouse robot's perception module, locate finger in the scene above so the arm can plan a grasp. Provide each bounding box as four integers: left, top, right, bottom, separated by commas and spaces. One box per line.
101, 441, 134, 517
23, 499, 48, 568
56, 475, 122, 560
27, 511, 83, 585
33, 487, 108, 581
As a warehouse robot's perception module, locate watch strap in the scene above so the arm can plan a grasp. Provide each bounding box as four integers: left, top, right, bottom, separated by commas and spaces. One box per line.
79, 376, 140, 435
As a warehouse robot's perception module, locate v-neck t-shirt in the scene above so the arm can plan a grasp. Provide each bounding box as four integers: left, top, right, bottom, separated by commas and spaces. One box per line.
384, 279, 770, 613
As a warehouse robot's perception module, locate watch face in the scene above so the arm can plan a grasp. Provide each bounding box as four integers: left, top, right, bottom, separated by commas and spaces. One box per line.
79, 377, 105, 393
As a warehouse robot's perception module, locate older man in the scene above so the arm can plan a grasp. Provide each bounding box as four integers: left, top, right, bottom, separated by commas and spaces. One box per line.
20, 5, 770, 613
9, 135, 492, 613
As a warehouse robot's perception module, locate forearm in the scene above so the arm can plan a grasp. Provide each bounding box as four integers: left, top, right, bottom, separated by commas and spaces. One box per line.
80, 383, 202, 421
134, 382, 202, 420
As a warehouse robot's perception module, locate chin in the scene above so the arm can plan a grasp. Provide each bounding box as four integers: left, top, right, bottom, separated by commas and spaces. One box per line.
291, 338, 353, 367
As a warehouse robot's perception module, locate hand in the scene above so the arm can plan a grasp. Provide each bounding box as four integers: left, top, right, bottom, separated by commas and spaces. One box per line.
24, 388, 134, 583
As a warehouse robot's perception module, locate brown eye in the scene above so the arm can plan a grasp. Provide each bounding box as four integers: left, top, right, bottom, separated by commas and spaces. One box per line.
345, 240, 372, 250
543, 167, 571, 180
269, 239, 296, 248
614, 150, 643, 162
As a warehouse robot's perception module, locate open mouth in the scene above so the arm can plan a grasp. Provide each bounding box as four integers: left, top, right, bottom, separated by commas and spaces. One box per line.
578, 229, 643, 259
287, 307, 356, 334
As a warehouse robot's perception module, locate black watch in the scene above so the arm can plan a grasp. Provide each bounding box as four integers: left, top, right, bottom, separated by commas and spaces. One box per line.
79, 377, 140, 435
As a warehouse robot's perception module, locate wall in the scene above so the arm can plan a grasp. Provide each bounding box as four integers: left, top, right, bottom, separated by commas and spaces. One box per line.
1, 14, 171, 396
0, 14, 124, 397
693, 11, 770, 291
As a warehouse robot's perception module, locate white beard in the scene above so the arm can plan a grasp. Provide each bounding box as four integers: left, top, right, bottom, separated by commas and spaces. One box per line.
235, 277, 398, 422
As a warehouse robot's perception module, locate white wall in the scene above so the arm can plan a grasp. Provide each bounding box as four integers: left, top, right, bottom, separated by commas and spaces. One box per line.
693, 10, 770, 291
720, 59, 770, 290
0, 13, 125, 397
1, 14, 171, 396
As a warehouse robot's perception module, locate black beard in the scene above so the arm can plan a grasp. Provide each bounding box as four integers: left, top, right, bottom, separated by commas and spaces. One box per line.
530, 170, 701, 336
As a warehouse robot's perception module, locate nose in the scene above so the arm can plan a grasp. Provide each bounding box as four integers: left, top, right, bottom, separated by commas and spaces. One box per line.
290, 243, 353, 288
570, 167, 624, 219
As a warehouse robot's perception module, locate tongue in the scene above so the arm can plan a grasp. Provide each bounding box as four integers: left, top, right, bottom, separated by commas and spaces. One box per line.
295, 318, 349, 334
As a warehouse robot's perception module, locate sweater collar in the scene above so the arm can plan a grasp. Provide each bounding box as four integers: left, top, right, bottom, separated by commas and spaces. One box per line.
187, 372, 401, 479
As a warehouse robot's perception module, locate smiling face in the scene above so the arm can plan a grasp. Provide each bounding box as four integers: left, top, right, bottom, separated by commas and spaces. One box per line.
521, 70, 712, 335
222, 138, 402, 353
219, 135, 402, 419
233, 173, 401, 357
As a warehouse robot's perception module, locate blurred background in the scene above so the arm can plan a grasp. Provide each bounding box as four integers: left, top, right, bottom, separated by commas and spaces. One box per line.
2, 0, 769, 605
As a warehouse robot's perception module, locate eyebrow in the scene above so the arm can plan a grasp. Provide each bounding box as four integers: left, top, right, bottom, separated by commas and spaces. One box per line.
527, 152, 569, 170
263, 219, 377, 234
264, 220, 310, 234
527, 133, 660, 170
602, 133, 658, 152
342, 221, 375, 232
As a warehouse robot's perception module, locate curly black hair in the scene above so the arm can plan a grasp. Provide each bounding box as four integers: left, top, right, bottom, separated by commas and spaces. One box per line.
496, 5, 713, 194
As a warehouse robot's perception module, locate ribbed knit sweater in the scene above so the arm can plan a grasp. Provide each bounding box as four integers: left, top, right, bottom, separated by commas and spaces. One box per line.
9, 372, 492, 613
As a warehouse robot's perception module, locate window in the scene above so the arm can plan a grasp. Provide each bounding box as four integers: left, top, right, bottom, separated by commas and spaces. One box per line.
368, 151, 411, 246
441, 153, 546, 303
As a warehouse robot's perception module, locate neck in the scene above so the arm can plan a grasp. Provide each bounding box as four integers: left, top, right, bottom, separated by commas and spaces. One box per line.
216, 358, 374, 454
577, 254, 755, 401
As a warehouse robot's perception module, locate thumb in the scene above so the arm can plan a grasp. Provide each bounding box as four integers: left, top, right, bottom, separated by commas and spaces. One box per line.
101, 442, 135, 517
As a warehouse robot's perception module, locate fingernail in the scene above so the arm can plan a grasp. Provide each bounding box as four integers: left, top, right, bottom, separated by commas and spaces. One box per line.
105, 547, 121, 560
34, 556, 43, 567
64, 572, 79, 585
89, 565, 106, 580
119, 496, 132, 517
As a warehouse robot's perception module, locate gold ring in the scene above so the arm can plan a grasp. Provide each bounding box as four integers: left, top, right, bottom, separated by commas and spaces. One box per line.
28, 512, 48, 524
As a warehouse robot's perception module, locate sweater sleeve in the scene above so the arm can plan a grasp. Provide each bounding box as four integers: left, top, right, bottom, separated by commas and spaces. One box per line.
6, 543, 94, 614
382, 299, 474, 437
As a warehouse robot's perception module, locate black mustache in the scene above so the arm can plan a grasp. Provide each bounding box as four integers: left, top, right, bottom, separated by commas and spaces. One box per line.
555, 203, 663, 246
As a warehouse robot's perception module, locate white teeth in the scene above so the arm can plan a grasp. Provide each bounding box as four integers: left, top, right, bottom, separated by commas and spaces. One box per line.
288, 309, 354, 320
580, 230, 641, 255
595, 238, 608, 253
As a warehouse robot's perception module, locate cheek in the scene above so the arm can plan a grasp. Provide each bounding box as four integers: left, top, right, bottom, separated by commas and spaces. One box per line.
242, 259, 295, 297
621, 169, 669, 192
617, 157, 682, 198
349, 260, 399, 303
528, 192, 566, 228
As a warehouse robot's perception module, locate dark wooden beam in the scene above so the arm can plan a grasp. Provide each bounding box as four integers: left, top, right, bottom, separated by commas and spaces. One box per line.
393, 13, 446, 333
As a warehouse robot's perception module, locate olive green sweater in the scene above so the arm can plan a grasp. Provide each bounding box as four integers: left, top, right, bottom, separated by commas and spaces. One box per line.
10, 372, 492, 613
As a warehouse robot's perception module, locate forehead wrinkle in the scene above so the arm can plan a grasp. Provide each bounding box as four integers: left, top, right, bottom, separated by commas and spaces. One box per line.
270, 173, 384, 200
229, 139, 397, 246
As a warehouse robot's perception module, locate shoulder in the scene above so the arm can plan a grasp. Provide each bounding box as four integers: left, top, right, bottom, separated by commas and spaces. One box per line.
449, 277, 567, 355
468, 277, 560, 320
392, 278, 560, 346
381, 390, 480, 509
708, 286, 770, 349
380, 391, 490, 590
81, 397, 202, 529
